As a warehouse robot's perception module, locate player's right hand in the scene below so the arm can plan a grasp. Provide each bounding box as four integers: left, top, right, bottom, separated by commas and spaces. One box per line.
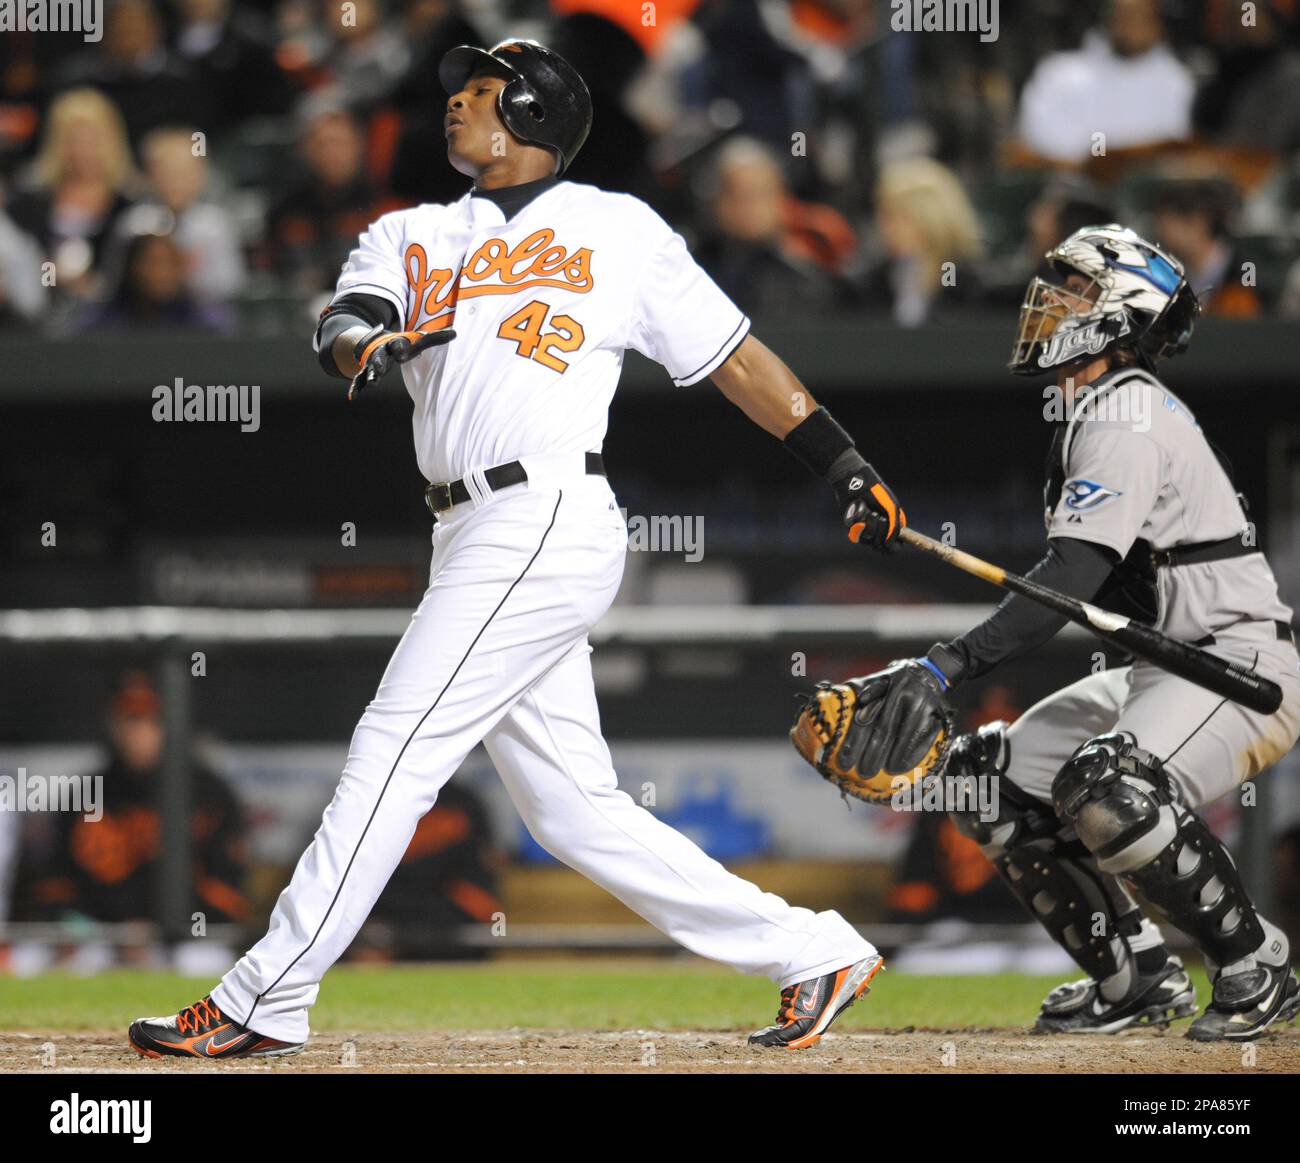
348, 327, 456, 400
832, 464, 906, 551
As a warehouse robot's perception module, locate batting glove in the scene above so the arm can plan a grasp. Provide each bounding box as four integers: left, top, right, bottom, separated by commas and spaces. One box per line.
348, 326, 457, 400
832, 463, 906, 552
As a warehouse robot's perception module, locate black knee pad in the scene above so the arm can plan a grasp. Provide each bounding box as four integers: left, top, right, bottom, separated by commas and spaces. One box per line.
946, 722, 1028, 853
1052, 731, 1266, 966
1052, 732, 1174, 872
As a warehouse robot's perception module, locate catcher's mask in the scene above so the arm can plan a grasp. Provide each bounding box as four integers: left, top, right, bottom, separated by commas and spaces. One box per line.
1010, 224, 1200, 375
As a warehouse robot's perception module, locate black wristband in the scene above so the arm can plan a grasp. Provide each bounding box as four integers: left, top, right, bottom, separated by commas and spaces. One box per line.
315, 293, 400, 377
783, 407, 865, 483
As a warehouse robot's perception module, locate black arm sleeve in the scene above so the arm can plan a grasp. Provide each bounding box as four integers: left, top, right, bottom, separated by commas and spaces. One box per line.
942, 537, 1120, 681
315, 293, 400, 377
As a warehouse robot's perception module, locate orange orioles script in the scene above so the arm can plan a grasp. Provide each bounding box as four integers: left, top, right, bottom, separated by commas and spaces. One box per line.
405, 228, 594, 332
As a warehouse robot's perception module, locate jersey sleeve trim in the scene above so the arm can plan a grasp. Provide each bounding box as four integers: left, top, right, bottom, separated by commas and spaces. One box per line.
671, 315, 751, 387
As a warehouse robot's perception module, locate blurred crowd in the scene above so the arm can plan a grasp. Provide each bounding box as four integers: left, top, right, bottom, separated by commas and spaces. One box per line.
4, 0, 1300, 335
1, 671, 501, 968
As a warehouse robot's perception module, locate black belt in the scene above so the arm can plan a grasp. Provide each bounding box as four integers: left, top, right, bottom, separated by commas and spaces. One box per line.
1191, 621, 1294, 648
1151, 536, 1258, 569
425, 452, 605, 515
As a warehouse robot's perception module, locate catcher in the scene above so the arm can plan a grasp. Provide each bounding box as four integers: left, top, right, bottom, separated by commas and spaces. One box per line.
794, 225, 1300, 1040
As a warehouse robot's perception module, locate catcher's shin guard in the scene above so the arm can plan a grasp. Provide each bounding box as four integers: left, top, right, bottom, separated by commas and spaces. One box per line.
948, 723, 1149, 992
1052, 733, 1268, 969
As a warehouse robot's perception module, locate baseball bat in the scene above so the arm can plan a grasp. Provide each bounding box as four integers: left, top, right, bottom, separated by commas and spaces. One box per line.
896, 526, 1284, 715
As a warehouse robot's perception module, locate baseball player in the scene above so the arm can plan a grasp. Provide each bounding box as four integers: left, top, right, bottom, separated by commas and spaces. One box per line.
817, 225, 1300, 1040
128, 39, 903, 1058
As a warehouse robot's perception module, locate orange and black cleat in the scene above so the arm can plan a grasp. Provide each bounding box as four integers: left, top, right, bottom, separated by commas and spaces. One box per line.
748, 954, 884, 1050
128, 996, 304, 1060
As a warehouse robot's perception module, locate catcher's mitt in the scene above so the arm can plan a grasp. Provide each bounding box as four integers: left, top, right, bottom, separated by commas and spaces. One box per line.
790, 660, 954, 803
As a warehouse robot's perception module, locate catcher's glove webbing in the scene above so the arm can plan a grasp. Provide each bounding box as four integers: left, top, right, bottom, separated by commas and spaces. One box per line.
790, 660, 954, 804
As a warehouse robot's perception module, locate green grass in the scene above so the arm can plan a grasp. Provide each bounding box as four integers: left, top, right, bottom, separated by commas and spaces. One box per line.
0, 961, 1217, 1032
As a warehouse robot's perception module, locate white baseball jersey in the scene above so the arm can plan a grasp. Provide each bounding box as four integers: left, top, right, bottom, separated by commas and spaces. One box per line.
331, 181, 751, 484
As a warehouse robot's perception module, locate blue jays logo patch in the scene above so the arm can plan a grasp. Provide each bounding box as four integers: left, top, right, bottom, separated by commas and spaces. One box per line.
1064, 479, 1122, 510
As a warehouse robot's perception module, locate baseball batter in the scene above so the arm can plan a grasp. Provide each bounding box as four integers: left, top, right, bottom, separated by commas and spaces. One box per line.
813, 225, 1300, 1040
128, 39, 904, 1058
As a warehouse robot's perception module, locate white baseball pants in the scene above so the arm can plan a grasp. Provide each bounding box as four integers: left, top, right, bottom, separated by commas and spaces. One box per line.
212, 465, 873, 1042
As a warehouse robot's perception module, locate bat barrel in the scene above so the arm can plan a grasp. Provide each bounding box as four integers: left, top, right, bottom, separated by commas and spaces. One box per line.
1110, 622, 1284, 715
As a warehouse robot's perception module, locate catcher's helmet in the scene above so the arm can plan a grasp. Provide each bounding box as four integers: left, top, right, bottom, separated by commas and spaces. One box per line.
1010, 224, 1201, 376
439, 39, 592, 175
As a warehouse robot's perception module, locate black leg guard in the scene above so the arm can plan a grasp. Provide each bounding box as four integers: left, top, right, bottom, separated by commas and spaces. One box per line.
948, 723, 1145, 986
1053, 732, 1266, 967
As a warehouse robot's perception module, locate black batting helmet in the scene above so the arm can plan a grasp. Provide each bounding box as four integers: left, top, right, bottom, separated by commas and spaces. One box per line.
439, 39, 592, 175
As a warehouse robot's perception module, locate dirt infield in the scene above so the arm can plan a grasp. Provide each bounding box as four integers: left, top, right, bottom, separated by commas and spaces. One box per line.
3, 1027, 1298, 1074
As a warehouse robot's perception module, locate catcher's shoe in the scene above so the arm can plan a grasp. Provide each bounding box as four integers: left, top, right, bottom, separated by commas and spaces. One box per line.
129, 996, 304, 1059
748, 954, 884, 1050
1186, 962, 1300, 1042
1035, 956, 1197, 1034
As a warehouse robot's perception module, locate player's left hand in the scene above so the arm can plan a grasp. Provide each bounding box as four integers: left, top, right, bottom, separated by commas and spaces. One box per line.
790, 655, 954, 803
348, 327, 457, 400
832, 463, 906, 551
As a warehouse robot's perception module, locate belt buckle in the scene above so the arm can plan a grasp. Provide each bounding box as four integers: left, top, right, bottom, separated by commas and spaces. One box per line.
425, 481, 453, 515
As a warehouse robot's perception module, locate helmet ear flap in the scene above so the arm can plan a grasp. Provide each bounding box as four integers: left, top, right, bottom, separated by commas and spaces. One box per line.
495, 79, 560, 169
1141, 281, 1201, 362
